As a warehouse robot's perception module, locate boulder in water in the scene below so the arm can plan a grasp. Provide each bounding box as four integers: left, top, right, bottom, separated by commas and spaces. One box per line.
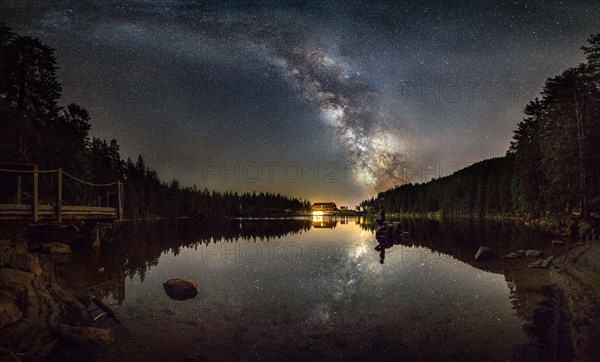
163, 278, 199, 301
375, 223, 402, 239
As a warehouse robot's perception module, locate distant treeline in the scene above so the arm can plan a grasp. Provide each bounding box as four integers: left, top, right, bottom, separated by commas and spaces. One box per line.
363, 33, 600, 219
0, 24, 310, 219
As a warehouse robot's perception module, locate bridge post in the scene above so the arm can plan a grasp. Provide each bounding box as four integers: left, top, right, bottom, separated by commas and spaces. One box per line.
33, 165, 39, 222
57, 168, 62, 223
117, 181, 124, 221
16, 175, 21, 204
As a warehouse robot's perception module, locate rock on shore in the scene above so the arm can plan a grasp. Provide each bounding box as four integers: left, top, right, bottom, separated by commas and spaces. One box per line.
42, 242, 72, 255
0, 239, 86, 360
1, 239, 43, 276
474, 246, 493, 260
525, 250, 544, 258
0, 302, 22, 328
54, 325, 114, 346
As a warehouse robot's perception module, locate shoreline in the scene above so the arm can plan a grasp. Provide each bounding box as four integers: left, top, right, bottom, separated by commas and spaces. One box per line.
0, 239, 110, 361
548, 242, 600, 361
372, 212, 599, 239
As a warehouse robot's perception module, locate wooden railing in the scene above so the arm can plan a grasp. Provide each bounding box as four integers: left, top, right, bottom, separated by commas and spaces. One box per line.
0, 164, 123, 223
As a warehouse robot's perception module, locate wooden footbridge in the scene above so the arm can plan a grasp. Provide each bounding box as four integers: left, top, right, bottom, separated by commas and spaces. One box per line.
0, 164, 123, 224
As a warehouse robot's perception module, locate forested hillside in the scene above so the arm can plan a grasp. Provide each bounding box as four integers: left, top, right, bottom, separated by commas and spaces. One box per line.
364, 33, 600, 219
0, 24, 310, 219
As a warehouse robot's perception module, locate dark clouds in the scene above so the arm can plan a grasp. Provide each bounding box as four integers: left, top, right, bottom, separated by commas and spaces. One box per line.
2, 0, 598, 204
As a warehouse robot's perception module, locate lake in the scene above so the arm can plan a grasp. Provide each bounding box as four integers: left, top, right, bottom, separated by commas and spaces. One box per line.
59, 216, 556, 361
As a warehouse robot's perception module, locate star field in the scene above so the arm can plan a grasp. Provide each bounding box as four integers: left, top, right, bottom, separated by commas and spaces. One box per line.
1, 0, 598, 205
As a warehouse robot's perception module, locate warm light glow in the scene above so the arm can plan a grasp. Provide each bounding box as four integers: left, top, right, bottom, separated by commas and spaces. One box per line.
312, 210, 324, 216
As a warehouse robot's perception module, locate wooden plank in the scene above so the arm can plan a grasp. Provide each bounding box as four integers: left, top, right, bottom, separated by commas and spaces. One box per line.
61, 210, 116, 215
0, 205, 52, 213
61, 212, 114, 216
1, 204, 117, 222
57, 169, 62, 223
60, 215, 116, 221
0, 214, 116, 221
36, 206, 54, 216
62, 206, 116, 212
60, 214, 116, 218
16, 175, 21, 204
0, 215, 31, 220
117, 181, 123, 221
0, 204, 31, 210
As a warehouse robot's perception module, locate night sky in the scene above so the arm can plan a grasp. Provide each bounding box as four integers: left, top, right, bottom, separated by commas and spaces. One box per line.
2, 0, 598, 206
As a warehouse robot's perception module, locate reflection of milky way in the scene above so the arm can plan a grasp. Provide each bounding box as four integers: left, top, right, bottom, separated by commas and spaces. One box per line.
228, 20, 413, 192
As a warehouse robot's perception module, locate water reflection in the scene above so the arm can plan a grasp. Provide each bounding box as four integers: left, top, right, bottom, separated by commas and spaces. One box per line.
374, 237, 403, 264
312, 215, 338, 228
61, 217, 556, 306
61, 219, 312, 306
362, 217, 555, 260
57, 217, 557, 361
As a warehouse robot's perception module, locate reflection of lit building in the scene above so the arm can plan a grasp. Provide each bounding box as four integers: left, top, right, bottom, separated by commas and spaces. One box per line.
312, 215, 338, 228
312, 202, 338, 215
355, 216, 366, 225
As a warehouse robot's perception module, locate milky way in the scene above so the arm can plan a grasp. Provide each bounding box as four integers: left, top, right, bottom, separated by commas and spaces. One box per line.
229, 20, 413, 192
173, 15, 415, 192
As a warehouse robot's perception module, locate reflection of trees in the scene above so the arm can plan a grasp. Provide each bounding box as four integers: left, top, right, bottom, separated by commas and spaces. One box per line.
359, 217, 555, 258
360, 216, 559, 355
58, 248, 126, 305
105, 218, 312, 282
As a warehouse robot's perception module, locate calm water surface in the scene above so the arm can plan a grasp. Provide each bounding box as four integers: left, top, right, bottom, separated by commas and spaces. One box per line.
60, 217, 554, 361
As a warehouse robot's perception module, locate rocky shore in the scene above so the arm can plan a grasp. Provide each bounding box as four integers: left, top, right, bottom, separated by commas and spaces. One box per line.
0, 239, 114, 361
468, 222, 600, 361
549, 242, 600, 361
523, 214, 600, 241
513, 215, 600, 361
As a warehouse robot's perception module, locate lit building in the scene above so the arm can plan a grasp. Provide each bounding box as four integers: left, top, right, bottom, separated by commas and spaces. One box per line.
311, 202, 338, 215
